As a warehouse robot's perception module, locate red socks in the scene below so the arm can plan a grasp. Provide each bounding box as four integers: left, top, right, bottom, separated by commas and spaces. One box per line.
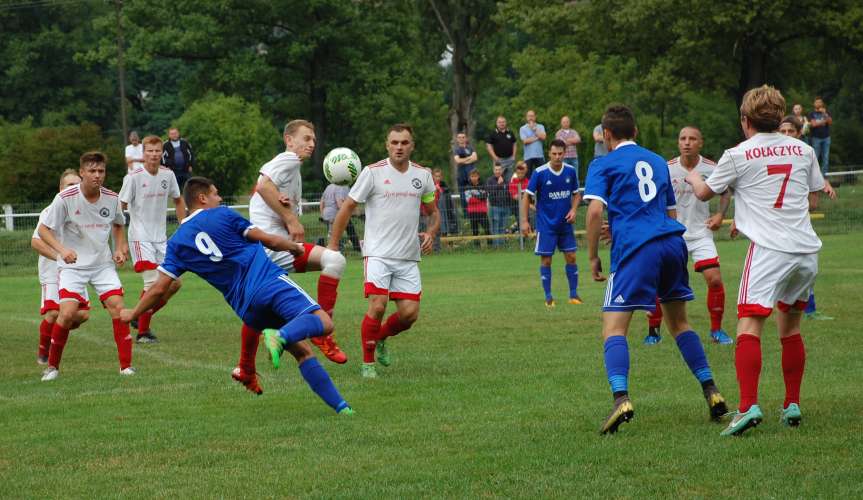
647, 297, 662, 328
137, 290, 167, 333
707, 284, 725, 331
112, 318, 133, 369
317, 275, 340, 318
379, 313, 410, 339
735, 334, 761, 412
361, 315, 381, 363
781, 333, 806, 408
239, 324, 260, 374
38, 319, 52, 358
47, 323, 70, 368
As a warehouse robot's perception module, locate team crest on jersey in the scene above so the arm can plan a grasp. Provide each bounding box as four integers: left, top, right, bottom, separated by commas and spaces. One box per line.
99, 207, 110, 218
411, 178, 422, 189
161, 179, 168, 189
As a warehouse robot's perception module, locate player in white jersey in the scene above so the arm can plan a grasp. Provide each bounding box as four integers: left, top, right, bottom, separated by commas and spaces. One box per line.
688, 85, 825, 436
120, 135, 186, 344
328, 124, 440, 379
248, 120, 348, 364
644, 126, 733, 346
37, 151, 135, 381
30, 169, 88, 364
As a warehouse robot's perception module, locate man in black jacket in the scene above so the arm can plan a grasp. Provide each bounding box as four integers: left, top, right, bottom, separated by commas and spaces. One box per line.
161, 128, 195, 189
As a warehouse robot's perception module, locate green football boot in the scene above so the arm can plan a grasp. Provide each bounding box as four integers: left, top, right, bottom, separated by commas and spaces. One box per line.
338, 406, 355, 416
361, 362, 377, 379
375, 339, 391, 367
263, 329, 285, 370
720, 404, 763, 436
781, 403, 802, 427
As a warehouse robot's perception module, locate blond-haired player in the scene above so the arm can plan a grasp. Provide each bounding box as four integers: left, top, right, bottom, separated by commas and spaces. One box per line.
688, 85, 826, 435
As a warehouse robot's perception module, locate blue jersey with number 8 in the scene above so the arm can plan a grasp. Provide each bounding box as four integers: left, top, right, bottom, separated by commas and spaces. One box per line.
583, 143, 685, 272
159, 206, 284, 318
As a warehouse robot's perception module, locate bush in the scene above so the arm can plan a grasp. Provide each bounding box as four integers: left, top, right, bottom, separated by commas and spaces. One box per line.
173, 93, 278, 196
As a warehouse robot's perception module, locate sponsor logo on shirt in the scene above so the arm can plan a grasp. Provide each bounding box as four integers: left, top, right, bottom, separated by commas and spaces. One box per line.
411, 178, 422, 189
161, 180, 168, 189
548, 190, 572, 200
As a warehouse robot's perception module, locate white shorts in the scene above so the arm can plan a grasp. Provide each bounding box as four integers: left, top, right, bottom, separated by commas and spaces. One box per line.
40, 282, 60, 315
130, 240, 166, 273
684, 235, 719, 272
737, 242, 817, 318
58, 264, 124, 310
363, 257, 422, 301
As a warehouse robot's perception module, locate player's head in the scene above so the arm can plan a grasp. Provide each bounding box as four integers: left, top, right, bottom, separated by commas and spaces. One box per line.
601, 105, 637, 143
792, 103, 804, 116
496, 115, 507, 130
468, 169, 480, 185
779, 115, 803, 138
142, 135, 163, 167
455, 131, 468, 146
168, 127, 180, 141
128, 130, 139, 145
514, 161, 528, 178
58, 168, 81, 192
78, 151, 107, 189
284, 119, 316, 160
560, 115, 571, 129
525, 110, 536, 123
183, 176, 221, 210
739, 85, 785, 135
548, 139, 566, 168
678, 126, 703, 157
386, 123, 414, 165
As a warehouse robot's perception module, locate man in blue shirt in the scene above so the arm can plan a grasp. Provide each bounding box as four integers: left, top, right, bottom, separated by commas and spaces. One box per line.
583, 105, 726, 434
520, 139, 582, 307
519, 110, 546, 176
120, 177, 353, 415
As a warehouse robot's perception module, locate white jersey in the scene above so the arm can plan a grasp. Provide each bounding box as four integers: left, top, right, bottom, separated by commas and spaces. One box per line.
349, 159, 435, 262
706, 132, 824, 253
32, 208, 59, 284
42, 185, 125, 269
119, 166, 180, 242
249, 151, 303, 232
125, 143, 144, 173
669, 155, 716, 241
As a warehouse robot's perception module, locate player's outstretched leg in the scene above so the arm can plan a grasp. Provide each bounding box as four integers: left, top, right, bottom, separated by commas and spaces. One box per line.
307, 248, 348, 364
264, 311, 330, 369
285, 337, 352, 414
644, 297, 662, 345
232, 324, 263, 395
600, 334, 634, 434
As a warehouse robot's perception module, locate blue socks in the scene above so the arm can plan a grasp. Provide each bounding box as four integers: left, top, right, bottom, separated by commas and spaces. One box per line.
299, 358, 348, 412
565, 263, 579, 299
279, 314, 325, 344
805, 292, 816, 314
540, 266, 552, 301
603, 336, 629, 395
675, 330, 713, 385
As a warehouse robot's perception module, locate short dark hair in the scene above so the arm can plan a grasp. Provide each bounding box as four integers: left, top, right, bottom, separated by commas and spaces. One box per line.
387, 123, 414, 138
781, 115, 803, 133
79, 151, 107, 169
549, 139, 567, 150
601, 105, 637, 140
183, 176, 215, 208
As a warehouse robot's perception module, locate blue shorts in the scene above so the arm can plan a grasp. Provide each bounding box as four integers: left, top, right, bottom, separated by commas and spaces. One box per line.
242, 274, 320, 331
602, 234, 693, 312
535, 229, 577, 256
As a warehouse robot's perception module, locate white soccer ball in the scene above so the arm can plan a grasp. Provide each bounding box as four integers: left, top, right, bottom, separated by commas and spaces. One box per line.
323, 147, 362, 186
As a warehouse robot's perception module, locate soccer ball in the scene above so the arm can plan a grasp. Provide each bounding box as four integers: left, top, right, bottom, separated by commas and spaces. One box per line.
323, 147, 362, 186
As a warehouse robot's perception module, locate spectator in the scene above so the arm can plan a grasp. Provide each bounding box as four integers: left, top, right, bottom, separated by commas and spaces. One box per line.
124, 131, 143, 175
592, 123, 608, 160
453, 132, 478, 213
432, 168, 459, 236
808, 97, 832, 175
486, 115, 518, 176
464, 169, 489, 247
555, 115, 582, 171
420, 169, 447, 251
792, 104, 810, 142
520, 110, 546, 175
161, 127, 195, 189
320, 183, 361, 252
486, 163, 511, 247
508, 161, 531, 231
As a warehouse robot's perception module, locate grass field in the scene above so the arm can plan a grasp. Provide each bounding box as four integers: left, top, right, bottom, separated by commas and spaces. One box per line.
0, 234, 860, 498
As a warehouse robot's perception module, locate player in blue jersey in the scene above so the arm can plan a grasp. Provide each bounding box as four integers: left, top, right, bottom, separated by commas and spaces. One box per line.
120, 177, 352, 414
520, 139, 582, 308
583, 105, 726, 434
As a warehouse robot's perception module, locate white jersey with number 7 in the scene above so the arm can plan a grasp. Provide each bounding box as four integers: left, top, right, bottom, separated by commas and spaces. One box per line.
705, 132, 824, 253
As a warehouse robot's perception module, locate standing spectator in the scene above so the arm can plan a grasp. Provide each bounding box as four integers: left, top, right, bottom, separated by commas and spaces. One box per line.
452, 132, 478, 211
808, 97, 832, 175
592, 123, 608, 161
486, 115, 518, 176
320, 183, 360, 252
124, 131, 143, 175
520, 110, 546, 175
556, 116, 582, 170
432, 168, 459, 236
486, 163, 511, 247
161, 127, 195, 189
464, 169, 489, 247
792, 104, 810, 142
509, 161, 531, 232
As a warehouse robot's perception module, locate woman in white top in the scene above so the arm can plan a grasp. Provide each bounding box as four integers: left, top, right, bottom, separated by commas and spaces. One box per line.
124, 131, 144, 174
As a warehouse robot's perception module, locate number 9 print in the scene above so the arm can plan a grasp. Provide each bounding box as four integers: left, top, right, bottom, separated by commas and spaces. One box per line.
195, 232, 223, 262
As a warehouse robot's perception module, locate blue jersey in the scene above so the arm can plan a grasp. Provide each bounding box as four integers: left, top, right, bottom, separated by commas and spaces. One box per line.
583, 143, 685, 272
158, 207, 285, 319
526, 163, 580, 233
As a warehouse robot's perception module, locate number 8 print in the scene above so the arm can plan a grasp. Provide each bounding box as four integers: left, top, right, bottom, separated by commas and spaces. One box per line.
195, 232, 223, 262
635, 161, 657, 202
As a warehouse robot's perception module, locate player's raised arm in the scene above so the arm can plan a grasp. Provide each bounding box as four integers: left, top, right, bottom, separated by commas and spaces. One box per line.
246, 227, 304, 255
256, 175, 304, 241
328, 197, 358, 251
121, 272, 173, 323
585, 199, 606, 282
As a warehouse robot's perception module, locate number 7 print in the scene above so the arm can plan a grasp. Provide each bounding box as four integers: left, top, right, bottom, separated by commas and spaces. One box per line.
767, 164, 792, 208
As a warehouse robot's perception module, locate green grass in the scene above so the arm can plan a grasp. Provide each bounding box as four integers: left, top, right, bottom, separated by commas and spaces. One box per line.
0, 234, 860, 497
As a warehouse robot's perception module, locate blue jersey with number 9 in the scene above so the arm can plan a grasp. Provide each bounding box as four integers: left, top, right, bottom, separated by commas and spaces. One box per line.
583, 143, 686, 272
159, 206, 284, 318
